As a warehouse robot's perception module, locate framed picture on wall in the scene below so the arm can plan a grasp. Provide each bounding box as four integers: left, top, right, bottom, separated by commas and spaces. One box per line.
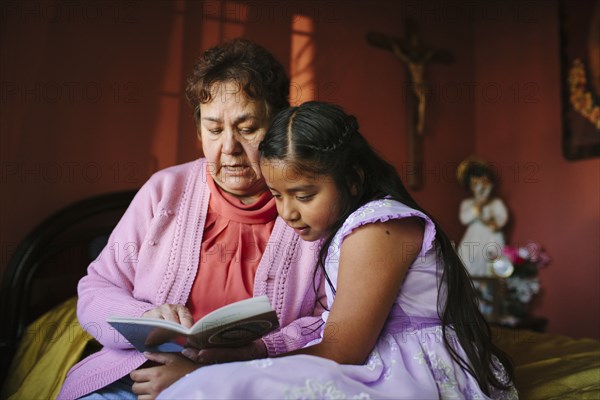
559, 0, 600, 160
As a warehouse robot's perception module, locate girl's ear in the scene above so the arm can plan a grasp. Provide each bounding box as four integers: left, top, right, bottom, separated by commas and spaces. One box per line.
349, 166, 364, 197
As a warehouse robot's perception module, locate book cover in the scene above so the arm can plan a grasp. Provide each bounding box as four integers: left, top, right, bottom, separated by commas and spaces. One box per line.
107, 295, 279, 352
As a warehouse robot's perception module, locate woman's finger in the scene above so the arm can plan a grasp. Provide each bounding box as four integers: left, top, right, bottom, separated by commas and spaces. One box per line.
177, 306, 194, 328
142, 304, 194, 327
160, 305, 179, 323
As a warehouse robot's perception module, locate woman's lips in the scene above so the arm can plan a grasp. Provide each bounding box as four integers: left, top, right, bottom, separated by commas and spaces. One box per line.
222, 165, 249, 176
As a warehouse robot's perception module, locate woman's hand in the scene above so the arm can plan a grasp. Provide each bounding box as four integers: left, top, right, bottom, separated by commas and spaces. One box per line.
130, 352, 198, 400
142, 304, 194, 328
182, 339, 267, 365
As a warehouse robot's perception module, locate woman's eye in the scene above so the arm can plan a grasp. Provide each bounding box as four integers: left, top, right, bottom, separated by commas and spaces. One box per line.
239, 127, 256, 134
204, 126, 222, 135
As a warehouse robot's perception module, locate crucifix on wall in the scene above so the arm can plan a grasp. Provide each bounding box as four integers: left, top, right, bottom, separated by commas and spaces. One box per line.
366, 19, 453, 190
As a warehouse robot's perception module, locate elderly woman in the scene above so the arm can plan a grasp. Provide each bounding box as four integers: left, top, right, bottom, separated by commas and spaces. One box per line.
58, 39, 325, 400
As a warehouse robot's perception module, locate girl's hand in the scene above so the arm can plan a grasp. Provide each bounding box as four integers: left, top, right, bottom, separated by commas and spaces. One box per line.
142, 304, 194, 328
182, 340, 267, 365
130, 352, 198, 400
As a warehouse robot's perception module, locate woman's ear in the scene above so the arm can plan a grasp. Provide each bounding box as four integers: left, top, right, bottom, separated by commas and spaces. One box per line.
194, 106, 202, 140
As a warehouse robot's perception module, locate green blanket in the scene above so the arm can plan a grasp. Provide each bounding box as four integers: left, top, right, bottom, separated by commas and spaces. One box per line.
492, 327, 600, 399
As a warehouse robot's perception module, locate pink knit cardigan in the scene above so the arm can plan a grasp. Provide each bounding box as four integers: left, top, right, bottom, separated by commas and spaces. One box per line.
58, 159, 325, 399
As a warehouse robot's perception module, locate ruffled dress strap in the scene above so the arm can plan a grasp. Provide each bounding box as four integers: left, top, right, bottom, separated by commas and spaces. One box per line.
336, 198, 436, 259
322, 198, 438, 309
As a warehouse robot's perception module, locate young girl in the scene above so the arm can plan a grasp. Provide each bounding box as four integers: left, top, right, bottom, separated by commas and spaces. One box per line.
159, 102, 517, 399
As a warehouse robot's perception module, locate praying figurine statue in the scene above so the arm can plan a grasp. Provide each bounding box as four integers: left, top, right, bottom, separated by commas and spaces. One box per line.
457, 157, 508, 277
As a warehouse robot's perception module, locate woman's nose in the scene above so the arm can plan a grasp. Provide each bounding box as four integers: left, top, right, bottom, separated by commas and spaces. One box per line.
222, 130, 242, 155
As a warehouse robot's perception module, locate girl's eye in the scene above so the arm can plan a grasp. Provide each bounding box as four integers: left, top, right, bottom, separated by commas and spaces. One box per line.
208, 129, 221, 135
296, 194, 314, 202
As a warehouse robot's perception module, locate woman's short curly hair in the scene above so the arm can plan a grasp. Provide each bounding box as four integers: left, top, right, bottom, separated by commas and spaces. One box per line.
185, 39, 290, 120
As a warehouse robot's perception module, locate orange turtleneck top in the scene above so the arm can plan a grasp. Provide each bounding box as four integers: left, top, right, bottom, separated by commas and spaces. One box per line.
186, 173, 277, 321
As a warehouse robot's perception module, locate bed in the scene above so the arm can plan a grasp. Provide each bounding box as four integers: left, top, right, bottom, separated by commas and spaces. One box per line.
1, 191, 599, 399
0, 190, 137, 398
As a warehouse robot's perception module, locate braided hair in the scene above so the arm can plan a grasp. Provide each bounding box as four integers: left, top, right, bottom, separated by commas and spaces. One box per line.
259, 101, 515, 396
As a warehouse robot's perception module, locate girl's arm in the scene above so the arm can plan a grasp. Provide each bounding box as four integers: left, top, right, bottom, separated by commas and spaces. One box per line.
288, 217, 424, 364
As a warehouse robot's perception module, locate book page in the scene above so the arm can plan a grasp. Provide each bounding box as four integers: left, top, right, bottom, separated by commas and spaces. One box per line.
191, 295, 273, 333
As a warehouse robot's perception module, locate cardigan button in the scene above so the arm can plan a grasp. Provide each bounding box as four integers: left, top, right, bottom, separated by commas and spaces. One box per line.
258, 271, 269, 282
148, 240, 156, 246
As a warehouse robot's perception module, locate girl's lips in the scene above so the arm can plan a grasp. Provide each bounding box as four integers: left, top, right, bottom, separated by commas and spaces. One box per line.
293, 227, 309, 235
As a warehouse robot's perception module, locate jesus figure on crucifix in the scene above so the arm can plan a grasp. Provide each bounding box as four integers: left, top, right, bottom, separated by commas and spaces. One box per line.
366, 19, 453, 189
366, 19, 452, 137
390, 41, 435, 136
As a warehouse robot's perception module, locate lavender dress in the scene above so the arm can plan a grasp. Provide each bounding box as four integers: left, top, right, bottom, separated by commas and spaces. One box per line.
159, 199, 518, 399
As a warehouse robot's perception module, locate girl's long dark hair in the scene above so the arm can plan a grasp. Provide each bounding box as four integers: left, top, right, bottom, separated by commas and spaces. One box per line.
259, 101, 514, 394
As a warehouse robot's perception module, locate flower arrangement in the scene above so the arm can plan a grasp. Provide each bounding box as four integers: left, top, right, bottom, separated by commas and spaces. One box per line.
568, 58, 600, 130
495, 242, 551, 325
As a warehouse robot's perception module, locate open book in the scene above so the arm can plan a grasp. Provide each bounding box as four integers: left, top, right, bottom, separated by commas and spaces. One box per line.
107, 295, 279, 352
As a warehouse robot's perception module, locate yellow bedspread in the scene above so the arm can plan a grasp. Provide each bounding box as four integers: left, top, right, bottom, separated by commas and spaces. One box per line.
492, 327, 600, 399
2, 299, 599, 399
1, 297, 93, 400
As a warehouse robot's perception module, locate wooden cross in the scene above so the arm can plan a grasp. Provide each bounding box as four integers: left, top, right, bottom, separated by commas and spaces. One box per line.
366, 19, 453, 190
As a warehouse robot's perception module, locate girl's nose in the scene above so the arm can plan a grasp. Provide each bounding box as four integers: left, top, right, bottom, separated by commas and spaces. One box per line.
280, 200, 300, 222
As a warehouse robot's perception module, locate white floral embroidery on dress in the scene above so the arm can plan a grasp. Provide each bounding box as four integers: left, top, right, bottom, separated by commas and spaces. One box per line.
283, 379, 373, 400
414, 349, 462, 398
354, 207, 375, 220
377, 200, 393, 208
343, 200, 396, 229
364, 350, 383, 372
382, 359, 396, 381
250, 358, 273, 368
382, 333, 400, 352
489, 357, 520, 400
414, 351, 427, 366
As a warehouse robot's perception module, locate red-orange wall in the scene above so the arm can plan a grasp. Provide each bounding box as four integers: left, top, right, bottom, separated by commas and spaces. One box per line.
1, 0, 598, 340
473, 1, 600, 340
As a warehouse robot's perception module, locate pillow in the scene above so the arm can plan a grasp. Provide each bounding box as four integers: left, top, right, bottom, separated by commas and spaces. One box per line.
2, 297, 94, 399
